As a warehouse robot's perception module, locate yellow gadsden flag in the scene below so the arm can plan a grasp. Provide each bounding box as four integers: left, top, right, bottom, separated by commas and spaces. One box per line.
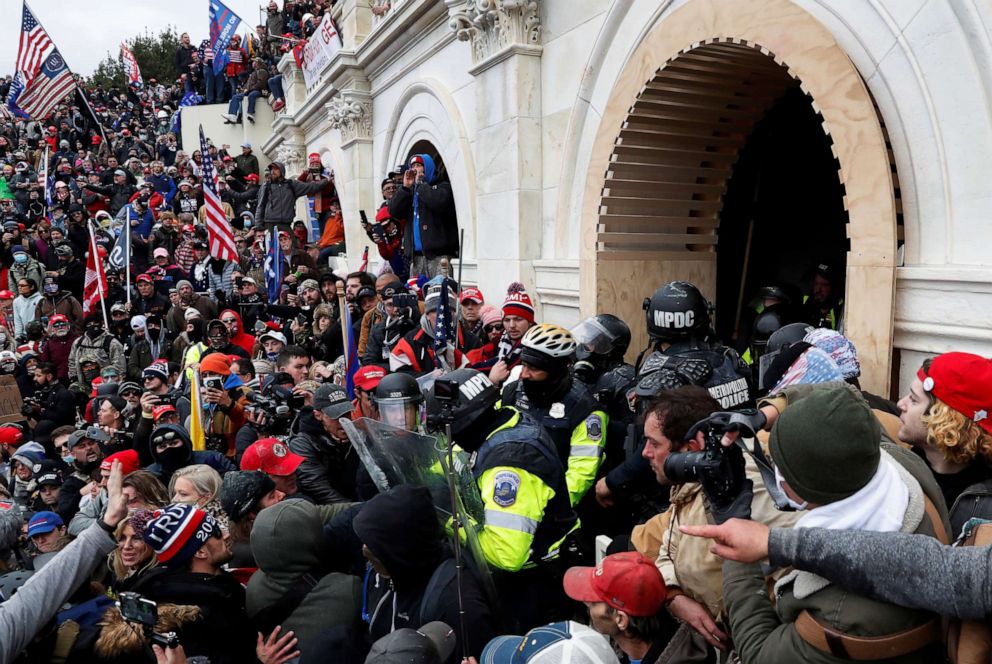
189, 373, 206, 452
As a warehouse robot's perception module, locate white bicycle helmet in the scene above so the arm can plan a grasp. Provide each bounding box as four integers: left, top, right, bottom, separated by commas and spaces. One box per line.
520, 324, 577, 371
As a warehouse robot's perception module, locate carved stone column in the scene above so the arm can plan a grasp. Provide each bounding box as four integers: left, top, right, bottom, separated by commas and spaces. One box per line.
447, 0, 543, 299
326, 92, 376, 256
275, 142, 306, 175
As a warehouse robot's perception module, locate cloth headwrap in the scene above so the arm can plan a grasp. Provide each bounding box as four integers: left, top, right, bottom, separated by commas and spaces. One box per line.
803, 328, 860, 380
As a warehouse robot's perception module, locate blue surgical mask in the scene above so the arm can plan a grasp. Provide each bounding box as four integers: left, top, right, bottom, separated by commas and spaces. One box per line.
13, 254, 27, 264
62, 455, 74, 465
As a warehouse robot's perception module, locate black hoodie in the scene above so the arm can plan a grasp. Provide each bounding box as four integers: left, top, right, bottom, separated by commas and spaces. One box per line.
352, 485, 496, 660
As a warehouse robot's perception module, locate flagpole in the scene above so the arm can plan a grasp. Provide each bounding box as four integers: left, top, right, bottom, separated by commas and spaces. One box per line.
87, 221, 110, 331
125, 209, 131, 306
336, 282, 350, 375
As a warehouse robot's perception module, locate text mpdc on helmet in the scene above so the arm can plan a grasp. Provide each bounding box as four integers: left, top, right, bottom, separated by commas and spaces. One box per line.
643, 281, 710, 343
427, 368, 500, 437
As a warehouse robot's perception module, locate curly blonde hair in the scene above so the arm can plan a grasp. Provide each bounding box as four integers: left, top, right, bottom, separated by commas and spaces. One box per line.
923, 399, 992, 465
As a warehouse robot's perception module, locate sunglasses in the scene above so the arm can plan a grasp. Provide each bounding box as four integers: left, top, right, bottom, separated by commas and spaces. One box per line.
152, 431, 183, 450
221, 318, 237, 324
484, 324, 504, 333
121, 390, 141, 398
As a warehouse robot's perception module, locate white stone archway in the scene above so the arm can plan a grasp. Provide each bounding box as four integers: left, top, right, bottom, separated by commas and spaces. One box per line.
379, 79, 479, 282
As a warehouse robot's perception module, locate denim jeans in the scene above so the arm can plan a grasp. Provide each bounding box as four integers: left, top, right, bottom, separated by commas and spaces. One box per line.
268, 75, 284, 101
228, 91, 264, 117
204, 65, 218, 103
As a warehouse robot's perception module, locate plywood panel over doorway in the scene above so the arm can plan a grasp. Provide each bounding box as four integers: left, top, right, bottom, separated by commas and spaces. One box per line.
579, 0, 898, 394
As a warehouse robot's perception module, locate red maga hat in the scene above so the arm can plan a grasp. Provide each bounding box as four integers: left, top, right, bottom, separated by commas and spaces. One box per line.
918, 352, 992, 434
563, 551, 666, 617
241, 438, 304, 476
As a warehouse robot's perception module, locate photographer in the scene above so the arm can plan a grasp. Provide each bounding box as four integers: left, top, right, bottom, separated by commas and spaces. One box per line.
635, 386, 799, 653
363, 283, 415, 367
198, 354, 250, 460
25, 361, 74, 429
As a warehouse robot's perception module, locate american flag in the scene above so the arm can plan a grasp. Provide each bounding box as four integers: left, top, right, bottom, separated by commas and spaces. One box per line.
6, 4, 75, 120
198, 125, 238, 261
83, 221, 108, 317
433, 279, 457, 370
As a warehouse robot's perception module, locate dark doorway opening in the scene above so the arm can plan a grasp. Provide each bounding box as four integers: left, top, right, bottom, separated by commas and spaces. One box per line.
405, 140, 450, 184
715, 86, 850, 346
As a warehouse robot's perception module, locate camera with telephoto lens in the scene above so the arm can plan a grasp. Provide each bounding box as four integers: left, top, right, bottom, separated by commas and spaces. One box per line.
118, 592, 180, 649
246, 385, 304, 434
663, 410, 766, 522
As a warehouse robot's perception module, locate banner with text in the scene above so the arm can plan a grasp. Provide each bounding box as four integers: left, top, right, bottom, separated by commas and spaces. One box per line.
299, 14, 342, 90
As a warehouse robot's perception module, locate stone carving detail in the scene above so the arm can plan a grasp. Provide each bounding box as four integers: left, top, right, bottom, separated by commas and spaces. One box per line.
447, 0, 541, 63
326, 94, 372, 142
275, 143, 305, 173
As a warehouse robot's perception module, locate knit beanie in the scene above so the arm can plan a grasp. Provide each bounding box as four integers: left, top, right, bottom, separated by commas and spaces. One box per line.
143, 504, 219, 568
479, 305, 501, 328
220, 470, 275, 520
424, 287, 457, 315
770, 387, 880, 505
199, 353, 232, 376
142, 361, 169, 383
502, 282, 534, 323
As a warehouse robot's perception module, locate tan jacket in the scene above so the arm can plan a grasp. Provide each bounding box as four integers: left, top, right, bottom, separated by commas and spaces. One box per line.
637, 455, 801, 620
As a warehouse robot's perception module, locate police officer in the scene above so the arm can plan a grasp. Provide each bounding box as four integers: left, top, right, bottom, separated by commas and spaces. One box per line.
501, 324, 607, 508
637, 281, 753, 410
571, 314, 636, 427
427, 368, 577, 633
372, 372, 425, 432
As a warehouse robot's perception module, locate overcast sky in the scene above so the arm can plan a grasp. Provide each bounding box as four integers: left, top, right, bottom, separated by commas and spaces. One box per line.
0, 0, 265, 77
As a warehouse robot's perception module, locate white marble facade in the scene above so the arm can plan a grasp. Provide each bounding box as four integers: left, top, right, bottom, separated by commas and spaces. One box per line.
263, 0, 992, 394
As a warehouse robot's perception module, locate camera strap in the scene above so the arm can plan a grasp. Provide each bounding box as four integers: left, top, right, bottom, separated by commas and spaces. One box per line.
739, 436, 796, 512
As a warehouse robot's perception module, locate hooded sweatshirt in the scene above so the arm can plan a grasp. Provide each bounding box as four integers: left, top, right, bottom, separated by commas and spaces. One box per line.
246, 500, 361, 651
220, 308, 255, 355
352, 484, 496, 658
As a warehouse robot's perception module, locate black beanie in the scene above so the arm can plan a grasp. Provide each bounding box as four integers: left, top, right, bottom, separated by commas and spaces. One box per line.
220, 470, 275, 520
770, 386, 880, 505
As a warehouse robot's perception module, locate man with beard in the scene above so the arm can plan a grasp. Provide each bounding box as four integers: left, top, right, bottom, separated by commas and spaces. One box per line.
68, 314, 126, 391
167, 279, 218, 332
58, 428, 105, 521
35, 275, 84, 332
47, 243, 84, 301
133, 274, 170, 318
24, 361, 74, 429
135, 503, 255, 664
38, 314, 78, 383
233, 277, 266, 332
287, 383, 360, 503
202, 319, 250, 360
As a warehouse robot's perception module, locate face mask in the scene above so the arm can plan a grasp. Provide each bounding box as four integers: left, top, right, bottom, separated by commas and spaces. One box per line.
774, 466, 808, 511
62, 454, 74, 465
44, 283, 58, 294
85, 325, 102, 339
82, 367, 99, 381
156, 445, 189, 470
13, 254, 26, 264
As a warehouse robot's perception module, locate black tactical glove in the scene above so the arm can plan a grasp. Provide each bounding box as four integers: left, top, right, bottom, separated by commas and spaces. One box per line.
705, 409, 767, 439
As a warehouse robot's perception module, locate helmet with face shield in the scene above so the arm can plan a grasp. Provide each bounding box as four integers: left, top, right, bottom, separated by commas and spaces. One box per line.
373, 372, 426, 432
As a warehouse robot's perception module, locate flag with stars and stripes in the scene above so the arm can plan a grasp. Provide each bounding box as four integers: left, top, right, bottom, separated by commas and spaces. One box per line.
198, 125, 238, 262
6, 3, 75, 120
432, 278, 457, 370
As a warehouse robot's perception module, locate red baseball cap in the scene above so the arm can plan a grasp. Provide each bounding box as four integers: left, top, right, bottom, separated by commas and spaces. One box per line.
0, 425, 23, 446
354, 366, 386, 392
918, 352, 992, 434
101, 449, 141, 476
460, 287, 484, 305
136, 274, 153, 284
563, 552, 666, 617
241, 437, 304, 476
152, 404, 177, 421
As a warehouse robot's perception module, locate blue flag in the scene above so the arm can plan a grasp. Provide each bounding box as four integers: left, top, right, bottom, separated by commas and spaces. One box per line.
210, 0, 244, 75
264, 227, 284, 303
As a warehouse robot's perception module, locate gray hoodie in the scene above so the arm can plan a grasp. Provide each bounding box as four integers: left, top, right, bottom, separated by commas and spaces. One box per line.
253, 161, 327, 229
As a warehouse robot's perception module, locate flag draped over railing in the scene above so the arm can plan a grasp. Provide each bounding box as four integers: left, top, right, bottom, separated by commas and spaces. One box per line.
6, 2, 75, 121
198, 126, 238, 261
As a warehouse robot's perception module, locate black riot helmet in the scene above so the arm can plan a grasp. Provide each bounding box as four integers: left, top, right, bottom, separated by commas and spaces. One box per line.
427, 368, 500, 438
572, 314, 631, 364
643, 281, 710, 343
749, 305, 791, 362
373, 372, 424, 430
757, 322, 814, 392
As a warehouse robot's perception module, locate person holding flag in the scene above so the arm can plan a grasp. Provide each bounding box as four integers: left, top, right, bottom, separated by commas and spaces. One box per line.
6, 3, 76, 121
389, 279, 467, 376
120, 43, 144, 90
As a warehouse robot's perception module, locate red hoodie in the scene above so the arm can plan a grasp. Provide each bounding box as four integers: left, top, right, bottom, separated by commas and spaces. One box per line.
221, 309, 255, 355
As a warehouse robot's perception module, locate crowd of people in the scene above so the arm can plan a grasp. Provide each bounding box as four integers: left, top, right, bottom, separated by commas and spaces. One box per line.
1, 5, 992, 664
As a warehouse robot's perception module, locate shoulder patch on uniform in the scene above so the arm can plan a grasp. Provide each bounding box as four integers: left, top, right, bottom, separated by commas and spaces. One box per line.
585, 415, 603, 442
492, 470, 521, 507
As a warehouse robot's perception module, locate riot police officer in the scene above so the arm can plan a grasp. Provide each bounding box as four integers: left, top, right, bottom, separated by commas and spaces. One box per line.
571, 314, 636, 426
637, 281, 753, 409
372, 371, 425, 432
501, 324, 607, 508
427, 368, 577, 632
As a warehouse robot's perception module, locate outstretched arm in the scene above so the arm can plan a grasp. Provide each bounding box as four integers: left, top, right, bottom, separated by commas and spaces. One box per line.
770, 527, 992, 621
